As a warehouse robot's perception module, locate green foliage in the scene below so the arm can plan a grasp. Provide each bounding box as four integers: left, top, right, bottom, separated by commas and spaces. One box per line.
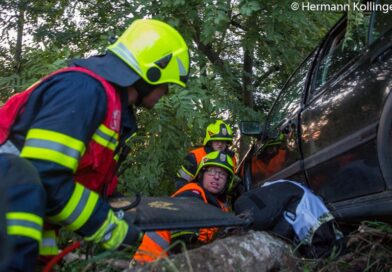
119, 75, 259, 196
0, 47, 69, 101
1, 1, 386, 269
239, 0, 261, 16
0, 0, 341, 195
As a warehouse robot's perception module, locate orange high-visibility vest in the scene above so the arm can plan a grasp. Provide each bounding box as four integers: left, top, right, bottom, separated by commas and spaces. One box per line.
133, 183, 228, 263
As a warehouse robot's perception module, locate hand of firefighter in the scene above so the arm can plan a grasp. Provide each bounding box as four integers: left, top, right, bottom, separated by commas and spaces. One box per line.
85, 209, 143, 251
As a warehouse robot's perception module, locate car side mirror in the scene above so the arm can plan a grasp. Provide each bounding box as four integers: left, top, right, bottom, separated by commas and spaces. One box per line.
240, 121, 263, 139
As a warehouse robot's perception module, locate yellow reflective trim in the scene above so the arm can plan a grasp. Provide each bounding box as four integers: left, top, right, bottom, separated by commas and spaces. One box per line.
21, 128, 86, 172
85, 209, 129, 250
171, 230, 197, 239
7, 226, 42, 241
99, 124, 119, 140
26, 128, 86, 154
39, 230, 59, 256
7, 212, 43, 226
85, 209, 114, 243
48, 183, 99, 231
180, 166, 195, 180
92, 134, 111, 149
125, 132, 137, 144
21, 146, 79, 171
69, 189, 99, 231
114, 153, 119, 162
49, 183, 84, 224
92, 124, 118, 151
40, 246, 59, 256
7, 212, 43, 242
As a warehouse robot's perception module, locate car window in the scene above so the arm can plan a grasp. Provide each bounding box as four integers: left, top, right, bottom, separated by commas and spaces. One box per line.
266, 52, 316, 139
315, 13, 371, 90
371, 0, 392, 41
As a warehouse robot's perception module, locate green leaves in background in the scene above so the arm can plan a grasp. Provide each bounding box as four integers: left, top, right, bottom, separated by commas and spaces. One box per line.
0, 0, 342, 195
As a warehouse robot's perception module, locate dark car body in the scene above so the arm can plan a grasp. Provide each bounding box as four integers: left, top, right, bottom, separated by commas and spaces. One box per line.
238, 1, 392, 222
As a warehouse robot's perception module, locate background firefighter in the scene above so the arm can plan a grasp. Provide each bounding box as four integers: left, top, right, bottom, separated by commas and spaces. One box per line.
175, 120, 237, 190
133, 151, 235, 264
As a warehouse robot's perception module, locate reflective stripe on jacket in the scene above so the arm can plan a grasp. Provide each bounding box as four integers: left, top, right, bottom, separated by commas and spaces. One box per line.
132, 230, 171, 263
0, 68, 134, 255
0, 66, 122, 195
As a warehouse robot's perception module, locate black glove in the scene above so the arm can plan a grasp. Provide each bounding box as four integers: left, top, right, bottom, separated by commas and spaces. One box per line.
122, 224, 143, 248
115, 210, 143, 251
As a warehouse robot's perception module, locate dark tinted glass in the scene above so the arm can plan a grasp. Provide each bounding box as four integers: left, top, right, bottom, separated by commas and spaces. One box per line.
371, 0, 392, 41
315, 13, 371, 89
266, 52, 315, 138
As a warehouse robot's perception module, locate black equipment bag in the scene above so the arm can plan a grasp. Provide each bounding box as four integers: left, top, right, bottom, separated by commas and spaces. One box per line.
234, 180, 344, 258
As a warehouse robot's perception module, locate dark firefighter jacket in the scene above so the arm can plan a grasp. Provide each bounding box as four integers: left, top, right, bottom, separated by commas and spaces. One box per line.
0, 67, 138, 252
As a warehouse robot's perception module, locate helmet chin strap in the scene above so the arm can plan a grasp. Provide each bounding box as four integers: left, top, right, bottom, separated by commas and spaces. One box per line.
134, 79, 156, 106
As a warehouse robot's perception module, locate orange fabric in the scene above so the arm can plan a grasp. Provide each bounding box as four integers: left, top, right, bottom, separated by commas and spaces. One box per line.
172, 183, 228, 211
191, 147, 208, 165
133, 183, 227, 263
133, 231, 171, 264
172, 183, 222, 244
251, 148, 287, 181
197, 227, 218, 243
233, 156, 237, 171
172, 182, 207, 200
267, 149, 286, 174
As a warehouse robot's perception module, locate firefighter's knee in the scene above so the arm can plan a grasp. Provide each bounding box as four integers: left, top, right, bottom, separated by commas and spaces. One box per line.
0, 153, 45, 218
0, 153, 42, 187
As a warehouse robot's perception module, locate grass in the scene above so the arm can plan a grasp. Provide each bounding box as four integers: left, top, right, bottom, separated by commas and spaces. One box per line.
299, 221, 392, 272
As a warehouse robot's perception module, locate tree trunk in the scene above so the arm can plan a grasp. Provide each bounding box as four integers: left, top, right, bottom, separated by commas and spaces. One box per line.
129, 231, 298, 272
239, 46, 254, 160
14, 1, 25, 74
242, 48, 254, 109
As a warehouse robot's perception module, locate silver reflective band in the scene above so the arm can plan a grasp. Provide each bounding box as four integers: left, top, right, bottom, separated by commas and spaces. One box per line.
178, 168, 193, 182
102, 223, 117, 242
113, 42, 142, 73
41, 237, 57, 248
60, 188, 91, 226
145, 232, 170, 250
25, 138, 81, 160
7, 219, 42, 232
176, 57, 187, 76
0, 140, 20, 155
95, 129, 118, 146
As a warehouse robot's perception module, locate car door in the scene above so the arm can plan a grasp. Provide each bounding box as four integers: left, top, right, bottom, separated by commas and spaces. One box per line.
249, 51, 317, 186
301, 6, 391, 203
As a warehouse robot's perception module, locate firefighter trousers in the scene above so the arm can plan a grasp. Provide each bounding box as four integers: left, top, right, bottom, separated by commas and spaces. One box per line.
0, 153, 46, 272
